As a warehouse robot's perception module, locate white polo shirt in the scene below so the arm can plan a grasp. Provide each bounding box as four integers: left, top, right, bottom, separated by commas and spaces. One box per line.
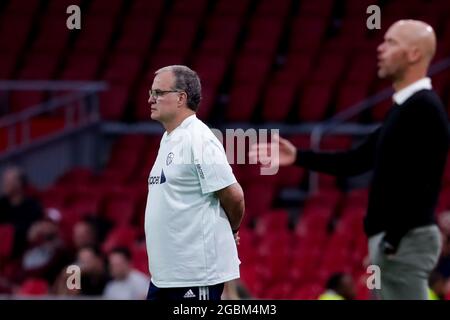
144, 114, 240, 288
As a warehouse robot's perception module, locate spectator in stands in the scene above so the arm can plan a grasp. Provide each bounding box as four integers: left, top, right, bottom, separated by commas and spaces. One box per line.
103, 247, 149, 300
318, 273, 356, 300
250, 20, 448, 300
0, 166, 43, 258
428, 270, 448, 300
76, 246, 109, 296
52, 266, 81, 297
72, 216, 110, 252
21, 218, 69, 284
73, 219, 98, 250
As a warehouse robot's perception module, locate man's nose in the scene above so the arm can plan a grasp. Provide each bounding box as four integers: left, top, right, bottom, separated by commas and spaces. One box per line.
377, 43, 384, 54
148, 95, 155, 104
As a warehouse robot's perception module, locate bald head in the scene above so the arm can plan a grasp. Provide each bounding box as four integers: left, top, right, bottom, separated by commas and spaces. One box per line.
377, 20, 437, 83
390, 20, 436, 63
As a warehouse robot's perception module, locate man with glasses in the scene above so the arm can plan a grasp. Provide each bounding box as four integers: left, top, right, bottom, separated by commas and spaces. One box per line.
144, 65, 245, 300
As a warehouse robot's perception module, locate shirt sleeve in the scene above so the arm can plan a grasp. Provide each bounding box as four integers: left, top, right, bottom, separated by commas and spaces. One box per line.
294, 128, 381, 176
192, 136, 237, 194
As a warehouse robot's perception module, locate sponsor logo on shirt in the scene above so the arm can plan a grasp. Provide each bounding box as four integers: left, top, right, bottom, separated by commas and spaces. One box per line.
148, 169, 166, 185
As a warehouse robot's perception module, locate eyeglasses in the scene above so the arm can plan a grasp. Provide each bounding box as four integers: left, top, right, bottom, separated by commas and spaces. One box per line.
149, 89, 184, 98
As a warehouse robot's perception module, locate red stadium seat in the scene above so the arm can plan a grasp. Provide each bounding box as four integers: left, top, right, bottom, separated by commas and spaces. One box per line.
17, 279, 49, 296
276, 166, 305, 188
0, 224, 15, 261
31, 14, 71, 55
255, 0, 291, 18
4, 0, 41, 14
346, 55, 377, 84
236, 227, 258, 264
131, 242, 149, 275
102, 192, 138, 226
0, 52, 18, 79
298, 0, 334, 18
339, 17, 368, 40
39, 187, 69, 210
255, 210, 290, 236
290, 17, 327, 54
73, 16, 116, 54
0, 15, 34, 55
344, 0, 379, 17
102, 226, 138, 254
214, 0, 251, 16
128, 0, 164, 17
335, 83, 369, 115
243, 183, 276, 226
298, 83, 333, 121
244, 16, 284, 56
60, 52, 102, 80
278, 52, 314, 86
88, 0, 124, 17
311, 53, 347, 85
64, 188, 103, 216
47, 0, 82, 14
101, 53, 143, 84
156, 16, 200, 57
56, 167, 94, 186
172, 0, 209, 16
201, 15, 242, 55
226, 83, 262, 122
99, 84, 130, 120
115, 17, 157, 54
233, 53, 271, 85
262, 82, 297, 122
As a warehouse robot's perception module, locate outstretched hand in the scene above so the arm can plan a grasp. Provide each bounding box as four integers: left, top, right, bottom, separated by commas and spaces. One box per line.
248, 134, 297, 168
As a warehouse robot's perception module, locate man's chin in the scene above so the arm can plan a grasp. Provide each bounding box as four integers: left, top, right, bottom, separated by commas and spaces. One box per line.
377, 69, 387, 79
150, 112, 159, 121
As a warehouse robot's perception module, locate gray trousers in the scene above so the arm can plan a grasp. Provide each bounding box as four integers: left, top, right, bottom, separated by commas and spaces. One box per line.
368, 225, 441, 300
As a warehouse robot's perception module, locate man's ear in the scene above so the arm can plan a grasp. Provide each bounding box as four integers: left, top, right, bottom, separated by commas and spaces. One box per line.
178, 92, 187, 106
408, 46, 422, 64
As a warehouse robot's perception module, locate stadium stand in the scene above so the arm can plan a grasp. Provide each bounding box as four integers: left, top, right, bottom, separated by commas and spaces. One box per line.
1, 0, 450, 299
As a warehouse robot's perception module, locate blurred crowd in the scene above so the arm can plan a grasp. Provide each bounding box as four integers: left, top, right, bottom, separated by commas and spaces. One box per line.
0, 166, 150, 299
1, 166, 449, 299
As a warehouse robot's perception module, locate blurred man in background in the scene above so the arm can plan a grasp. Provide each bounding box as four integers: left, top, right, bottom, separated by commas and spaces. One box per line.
72, 219, 99, 251
250, 20, 449, 299
103, 247, 149, 300
145, 65, 245, 300
0, 166, 43, 258
318, 273, 356, 300
76, 246, 109, 296
71, 216, 111, 257
21, 218, 69, 285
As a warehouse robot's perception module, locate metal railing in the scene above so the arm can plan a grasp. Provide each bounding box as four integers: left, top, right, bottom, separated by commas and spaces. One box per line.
0, 81, 107, 158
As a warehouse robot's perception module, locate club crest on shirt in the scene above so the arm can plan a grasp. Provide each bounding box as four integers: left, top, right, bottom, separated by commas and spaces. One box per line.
166, 152, 174, 166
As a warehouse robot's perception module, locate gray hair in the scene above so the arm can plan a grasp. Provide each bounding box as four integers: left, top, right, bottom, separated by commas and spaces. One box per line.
155, 65, 202, 111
